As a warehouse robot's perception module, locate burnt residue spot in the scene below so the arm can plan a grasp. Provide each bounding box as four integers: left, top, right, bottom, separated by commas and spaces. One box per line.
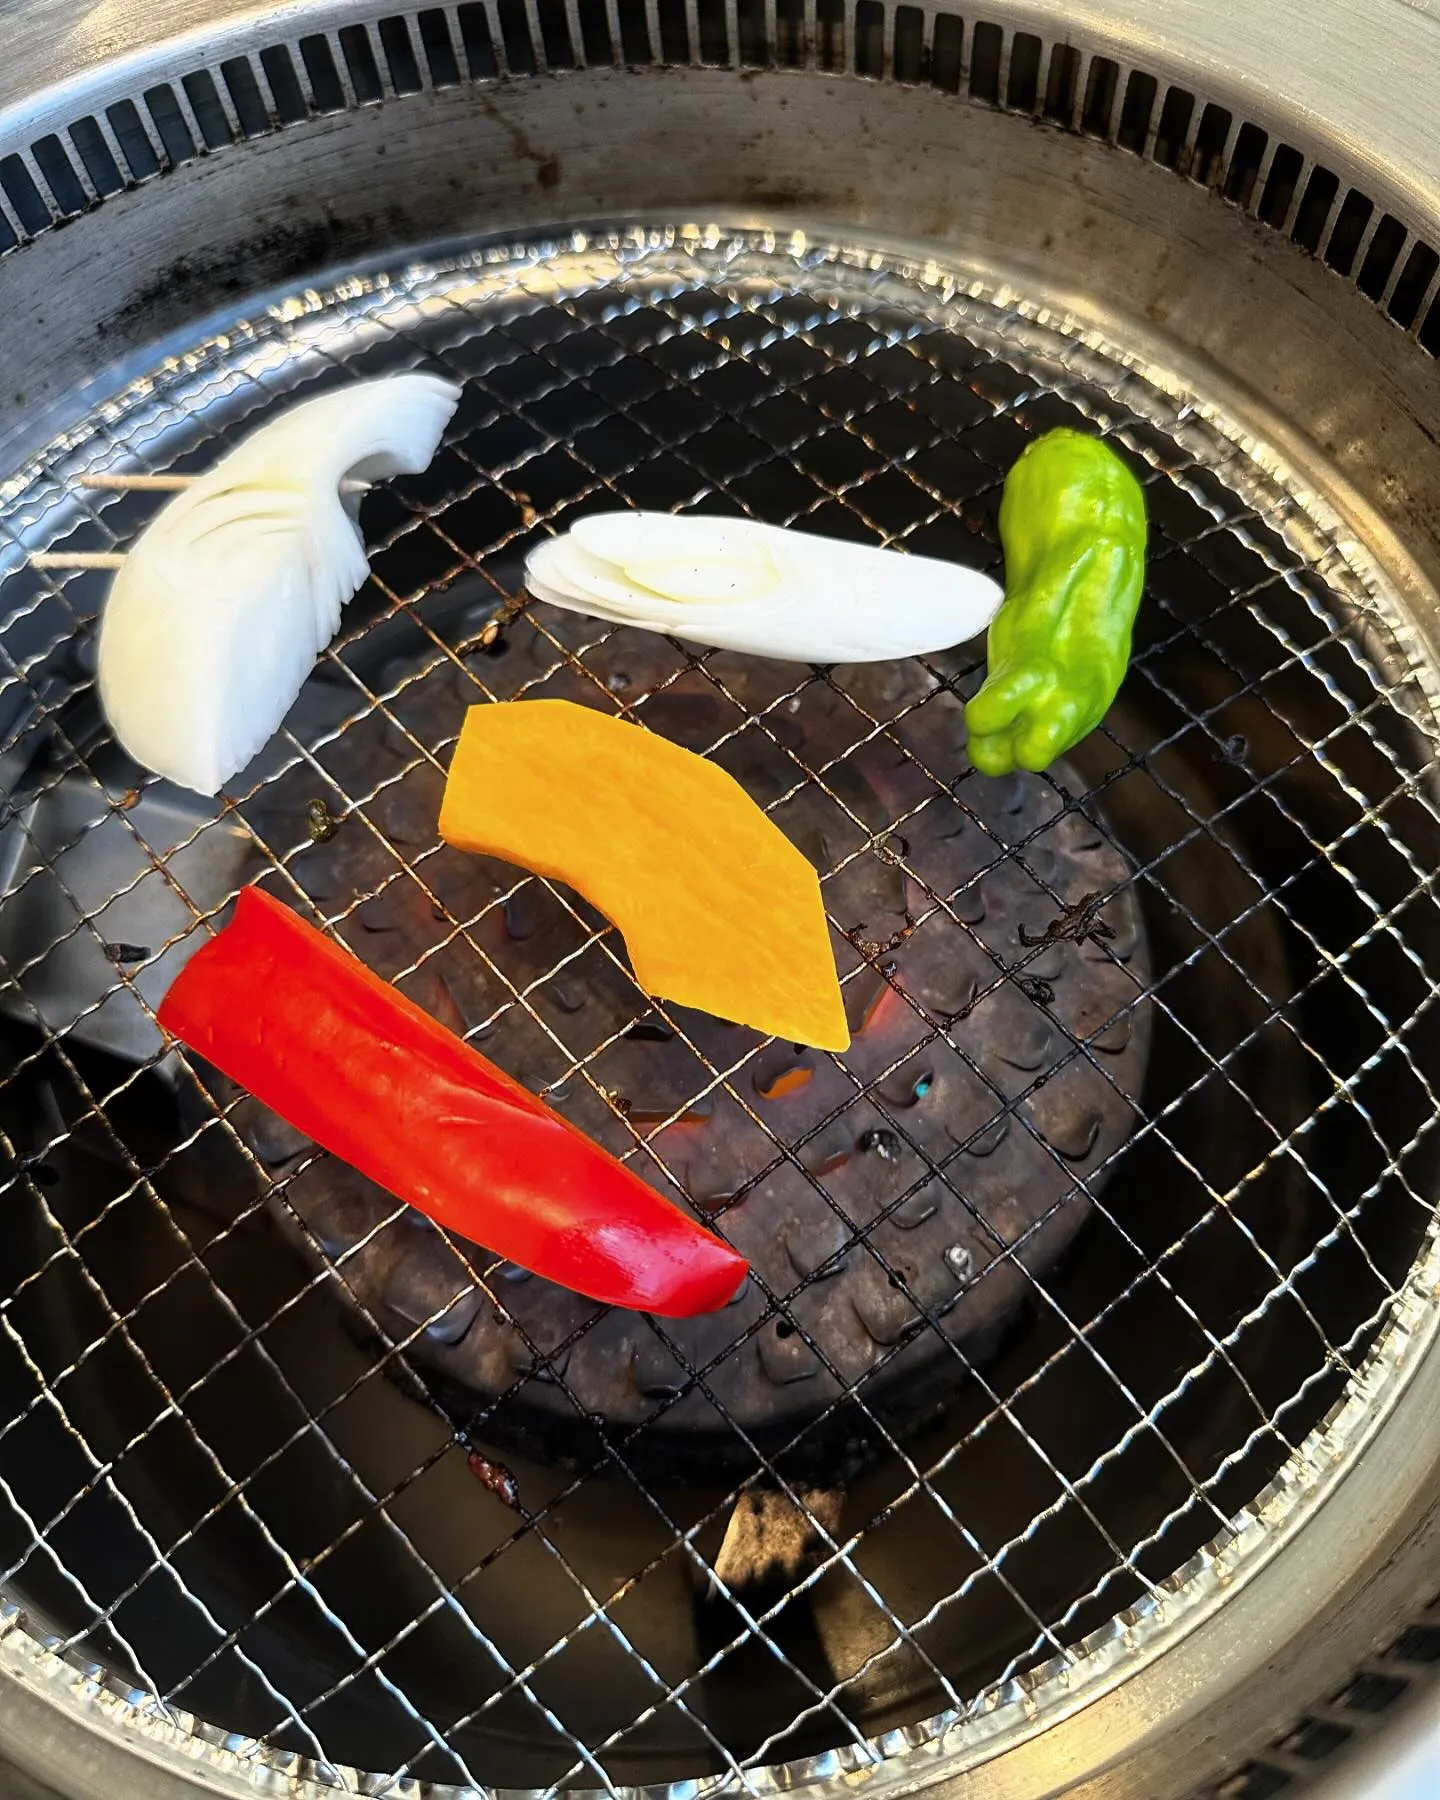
858, 1126, 901, 1161
1018, 889, 1115, 953
848, 917, 914, 960
745, 188, 828, 214
465, 1450, 521, 1510
102, 213, 361, 342
1015, 973, 1055, 1005
306, 798, 340, 844
875, 831, 909, 865
102, 942, 150, 965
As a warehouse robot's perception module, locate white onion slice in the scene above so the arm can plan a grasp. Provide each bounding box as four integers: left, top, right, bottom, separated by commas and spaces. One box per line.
97, 373, 461, 795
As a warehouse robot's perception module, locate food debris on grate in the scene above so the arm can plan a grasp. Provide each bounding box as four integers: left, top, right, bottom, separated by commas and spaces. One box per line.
712, 1486, 845, 1593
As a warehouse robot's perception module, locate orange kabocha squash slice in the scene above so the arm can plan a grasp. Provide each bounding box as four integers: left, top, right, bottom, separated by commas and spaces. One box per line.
439, 700, 850, 1051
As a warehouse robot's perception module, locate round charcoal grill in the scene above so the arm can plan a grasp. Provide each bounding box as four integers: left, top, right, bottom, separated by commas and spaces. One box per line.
4, 5, 1440, 1799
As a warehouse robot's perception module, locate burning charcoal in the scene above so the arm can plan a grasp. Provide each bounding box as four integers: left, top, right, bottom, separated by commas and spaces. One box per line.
241, 636, 1151, 1478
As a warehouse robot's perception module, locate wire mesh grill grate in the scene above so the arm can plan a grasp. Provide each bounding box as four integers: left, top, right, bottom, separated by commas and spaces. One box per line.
0, 225, 1438, 1794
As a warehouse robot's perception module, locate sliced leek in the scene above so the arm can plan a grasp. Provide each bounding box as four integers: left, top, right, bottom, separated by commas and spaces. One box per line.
525, 511, 1002, 662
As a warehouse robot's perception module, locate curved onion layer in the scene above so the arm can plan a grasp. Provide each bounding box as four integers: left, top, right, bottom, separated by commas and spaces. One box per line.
98, 373, 460, 795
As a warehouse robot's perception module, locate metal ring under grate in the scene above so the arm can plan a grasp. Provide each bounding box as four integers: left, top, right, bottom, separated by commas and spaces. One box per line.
0, 224, 1439, 1796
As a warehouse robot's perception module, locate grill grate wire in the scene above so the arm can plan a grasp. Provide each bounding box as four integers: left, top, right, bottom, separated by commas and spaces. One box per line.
0, 229, 1436, 1791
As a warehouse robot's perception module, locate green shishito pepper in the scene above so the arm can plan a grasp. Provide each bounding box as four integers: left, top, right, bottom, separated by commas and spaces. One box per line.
964, 428, 1147, 776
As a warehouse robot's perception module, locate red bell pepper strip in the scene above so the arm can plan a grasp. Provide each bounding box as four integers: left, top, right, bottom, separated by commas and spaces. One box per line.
157, 887, 748, 1316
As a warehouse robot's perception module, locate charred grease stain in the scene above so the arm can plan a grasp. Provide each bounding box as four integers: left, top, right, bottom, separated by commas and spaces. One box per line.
306, 798, 341, 844
745, 187, 828, 212
477, 91, 561, 188
100, 212, 365, 340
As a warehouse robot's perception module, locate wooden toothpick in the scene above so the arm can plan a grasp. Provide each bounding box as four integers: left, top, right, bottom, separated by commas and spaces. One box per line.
80, 473, 201, 492
78, 473, 370, 495
31, 472, 372, 570
31, 552, 127, 571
